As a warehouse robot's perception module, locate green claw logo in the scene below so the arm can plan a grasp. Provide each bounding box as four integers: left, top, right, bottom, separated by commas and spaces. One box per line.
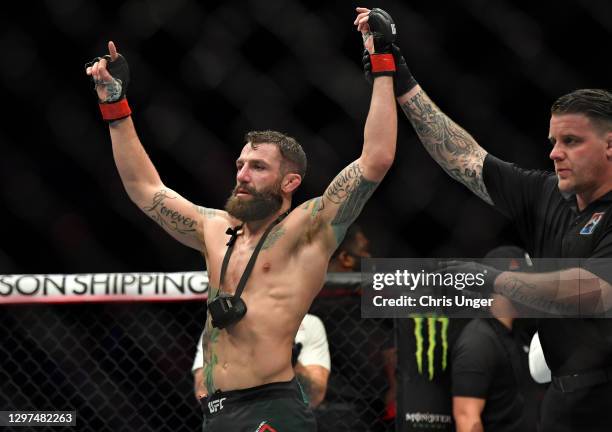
412, 315, 449, 380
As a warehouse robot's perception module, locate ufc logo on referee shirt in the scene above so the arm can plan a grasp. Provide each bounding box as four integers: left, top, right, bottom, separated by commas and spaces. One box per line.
208, 397, 226, 413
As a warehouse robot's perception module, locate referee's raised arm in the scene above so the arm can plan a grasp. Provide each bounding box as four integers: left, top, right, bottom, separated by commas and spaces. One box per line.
395, 85, 491, 205
354, 6, 493, 205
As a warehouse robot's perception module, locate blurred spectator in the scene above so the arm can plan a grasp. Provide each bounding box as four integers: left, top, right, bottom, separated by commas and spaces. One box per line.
327, 224, 371, 272
451, 246, 535, 432
314, 224, 396, 431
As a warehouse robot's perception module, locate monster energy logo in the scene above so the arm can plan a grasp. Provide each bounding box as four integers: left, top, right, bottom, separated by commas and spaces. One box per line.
412, 315, 449, 380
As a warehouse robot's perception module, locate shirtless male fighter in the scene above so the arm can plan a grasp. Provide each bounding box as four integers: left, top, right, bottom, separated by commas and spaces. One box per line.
86, 8, 398, 431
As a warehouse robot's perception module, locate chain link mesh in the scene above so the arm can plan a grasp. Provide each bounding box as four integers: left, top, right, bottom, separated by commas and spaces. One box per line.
1, 284, 393, 431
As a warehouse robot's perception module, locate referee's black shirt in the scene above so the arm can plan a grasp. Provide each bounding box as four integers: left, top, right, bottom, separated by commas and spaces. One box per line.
482, 154, 612, 376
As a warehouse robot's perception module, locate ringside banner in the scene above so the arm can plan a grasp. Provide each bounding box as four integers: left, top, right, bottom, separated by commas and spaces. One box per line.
361, 258, 612, 318
0, 272, 208, 304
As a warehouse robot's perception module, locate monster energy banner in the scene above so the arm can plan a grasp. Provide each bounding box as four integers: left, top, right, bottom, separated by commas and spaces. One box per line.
395, 316, 470, 432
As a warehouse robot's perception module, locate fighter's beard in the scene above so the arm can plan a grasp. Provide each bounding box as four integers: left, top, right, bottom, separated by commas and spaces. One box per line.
224, 184, 283, 222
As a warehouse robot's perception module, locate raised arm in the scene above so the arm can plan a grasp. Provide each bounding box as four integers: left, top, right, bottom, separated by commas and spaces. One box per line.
353, 6, 493, 204
86, 41, 218, 251
397, 87, 492, 204
306, 8, 397, 248
317, 74, 396, 245
108, 117, 216, 251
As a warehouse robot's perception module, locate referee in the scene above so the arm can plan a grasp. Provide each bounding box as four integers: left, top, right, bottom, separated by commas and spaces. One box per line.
355, 8, 612, 432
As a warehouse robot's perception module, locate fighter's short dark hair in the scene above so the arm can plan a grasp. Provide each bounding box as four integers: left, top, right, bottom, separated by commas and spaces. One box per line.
244, 130, 307, 179
551, 89, 612, 132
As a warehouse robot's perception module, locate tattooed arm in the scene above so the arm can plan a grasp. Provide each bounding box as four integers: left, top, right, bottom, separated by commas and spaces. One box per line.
311, 76, 396, 248
397, 86, 492, 204
108, 117, 218, 251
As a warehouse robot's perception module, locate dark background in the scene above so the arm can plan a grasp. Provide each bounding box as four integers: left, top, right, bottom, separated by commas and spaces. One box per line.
1, 0, 610, 274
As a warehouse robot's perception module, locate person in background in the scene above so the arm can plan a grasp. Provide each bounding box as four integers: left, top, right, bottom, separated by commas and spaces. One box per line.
452, 246, 533, 432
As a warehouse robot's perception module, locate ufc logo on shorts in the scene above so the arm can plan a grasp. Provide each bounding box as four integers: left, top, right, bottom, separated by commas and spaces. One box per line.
208, 397, 226, 413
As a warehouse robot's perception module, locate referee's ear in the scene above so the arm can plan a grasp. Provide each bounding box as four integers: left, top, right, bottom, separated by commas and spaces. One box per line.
606, 131, 612, 160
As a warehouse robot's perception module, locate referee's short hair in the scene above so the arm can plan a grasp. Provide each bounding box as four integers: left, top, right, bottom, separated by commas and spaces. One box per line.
551, 89, 612, 133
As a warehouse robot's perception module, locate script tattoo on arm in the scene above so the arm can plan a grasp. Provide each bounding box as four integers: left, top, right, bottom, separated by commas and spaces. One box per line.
498, 275, 578, 316
400, 90, 492, 204
325, 162, 378, 244
143, 189, 198, 235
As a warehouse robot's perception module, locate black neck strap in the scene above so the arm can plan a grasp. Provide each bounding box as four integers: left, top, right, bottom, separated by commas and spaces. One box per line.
218, 210, 289, 300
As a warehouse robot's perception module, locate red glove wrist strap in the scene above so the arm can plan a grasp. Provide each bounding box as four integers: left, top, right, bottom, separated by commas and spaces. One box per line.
370, 54, 396, 73
99, 99, 132, 121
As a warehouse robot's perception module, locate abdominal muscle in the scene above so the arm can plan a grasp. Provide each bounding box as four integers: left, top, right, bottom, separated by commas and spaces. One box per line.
204, 293, 303, 393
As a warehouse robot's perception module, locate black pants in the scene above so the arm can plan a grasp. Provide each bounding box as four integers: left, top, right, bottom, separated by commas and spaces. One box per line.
539, 379, 612, 432
201, 378, 317, 432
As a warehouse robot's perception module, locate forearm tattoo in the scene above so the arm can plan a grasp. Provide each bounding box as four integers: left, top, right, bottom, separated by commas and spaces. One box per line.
325, 162, 378, 243
143, 190, 197, 234
400, 90, 492, 204
142, 189, 209, 238
498, 275, 578, 316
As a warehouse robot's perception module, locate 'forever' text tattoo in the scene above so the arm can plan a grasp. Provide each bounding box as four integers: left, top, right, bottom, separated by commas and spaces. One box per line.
143, 190, 197, 235
400, 90, 492, 204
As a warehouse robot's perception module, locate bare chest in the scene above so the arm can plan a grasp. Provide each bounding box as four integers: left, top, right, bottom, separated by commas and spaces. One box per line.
207, 236, 292, 297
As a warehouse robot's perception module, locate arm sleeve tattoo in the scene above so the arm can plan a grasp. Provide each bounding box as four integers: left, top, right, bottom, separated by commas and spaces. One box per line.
324, 162, 379, 244
400, 89, 492, 204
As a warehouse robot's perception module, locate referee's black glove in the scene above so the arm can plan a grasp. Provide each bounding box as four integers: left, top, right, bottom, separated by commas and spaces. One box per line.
391, 44, 418, 97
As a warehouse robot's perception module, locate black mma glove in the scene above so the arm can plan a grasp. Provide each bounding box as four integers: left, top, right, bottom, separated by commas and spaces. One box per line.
366, 8, 396, 77
391, 44, 418, 97
291, 342, 303, 367
436, 260, 502, 295
362, 11, 418, 96
85, 52, 131, 121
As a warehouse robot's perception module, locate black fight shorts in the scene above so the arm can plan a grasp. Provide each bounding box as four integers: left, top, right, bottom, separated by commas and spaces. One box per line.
200, 378, 317, 432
